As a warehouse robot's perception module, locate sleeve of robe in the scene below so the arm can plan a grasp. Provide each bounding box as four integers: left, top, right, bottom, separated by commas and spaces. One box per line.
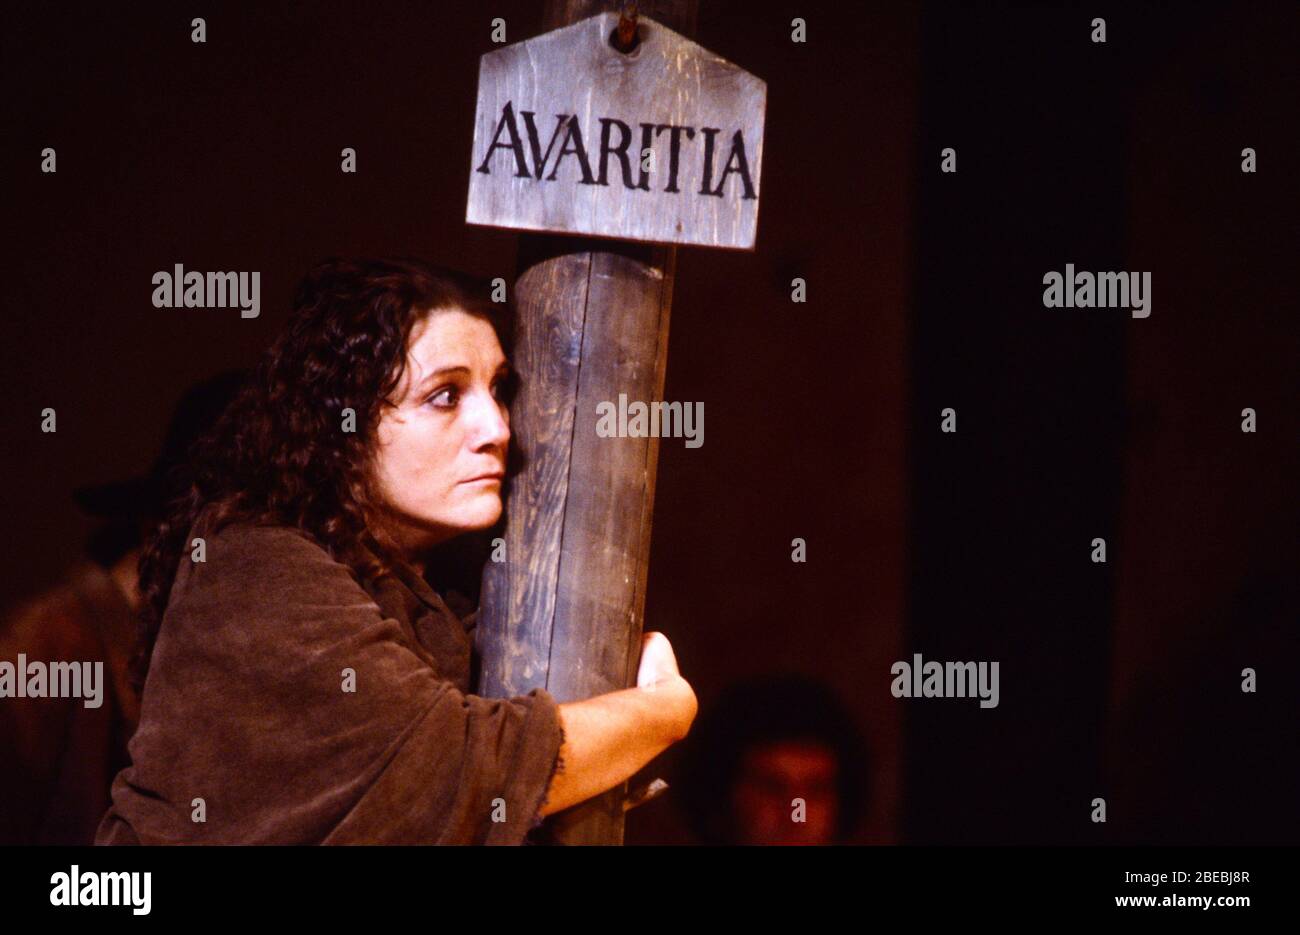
96, 520, 566, 845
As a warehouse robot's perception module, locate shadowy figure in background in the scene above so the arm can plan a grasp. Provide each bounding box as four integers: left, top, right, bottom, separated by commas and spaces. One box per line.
677, 673, 870, 845
0, 369, 249, 844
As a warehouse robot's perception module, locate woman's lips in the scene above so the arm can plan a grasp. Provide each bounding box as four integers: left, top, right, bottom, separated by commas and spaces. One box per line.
461, 473, 504, 484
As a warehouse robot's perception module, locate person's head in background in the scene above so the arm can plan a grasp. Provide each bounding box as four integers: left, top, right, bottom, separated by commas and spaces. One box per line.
678, 673, 869, 845
130, 258, 515, 693
74, 369, 253, 611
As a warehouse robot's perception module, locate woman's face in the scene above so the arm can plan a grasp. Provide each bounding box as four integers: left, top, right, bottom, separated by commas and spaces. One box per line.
369, 307, 511, 559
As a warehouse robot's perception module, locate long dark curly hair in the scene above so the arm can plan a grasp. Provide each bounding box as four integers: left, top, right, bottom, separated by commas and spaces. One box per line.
129, 257, 514, 693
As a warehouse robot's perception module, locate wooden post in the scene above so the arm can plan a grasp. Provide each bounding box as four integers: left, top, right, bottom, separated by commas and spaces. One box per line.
476, 1, 699, 845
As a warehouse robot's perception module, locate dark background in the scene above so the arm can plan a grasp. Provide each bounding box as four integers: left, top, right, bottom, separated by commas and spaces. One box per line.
2, 1, 1295, 845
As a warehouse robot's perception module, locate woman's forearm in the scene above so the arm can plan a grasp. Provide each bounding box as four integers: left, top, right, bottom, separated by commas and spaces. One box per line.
538, 677, 696, 817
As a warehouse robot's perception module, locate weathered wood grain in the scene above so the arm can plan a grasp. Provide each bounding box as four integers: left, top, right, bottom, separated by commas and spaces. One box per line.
476, 0, 700, 847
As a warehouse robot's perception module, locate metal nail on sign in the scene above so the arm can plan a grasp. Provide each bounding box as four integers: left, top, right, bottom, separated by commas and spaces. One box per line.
466, 12, 766, 250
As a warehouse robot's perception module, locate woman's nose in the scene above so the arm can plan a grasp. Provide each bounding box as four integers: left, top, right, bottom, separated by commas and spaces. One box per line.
470, 391, 510, 448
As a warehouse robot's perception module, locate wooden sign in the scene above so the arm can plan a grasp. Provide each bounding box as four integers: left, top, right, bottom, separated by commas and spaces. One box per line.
466, 11, 766, 249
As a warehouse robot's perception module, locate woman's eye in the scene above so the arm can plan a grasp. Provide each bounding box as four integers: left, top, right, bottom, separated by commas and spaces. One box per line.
427, 378, 511, 409
427, 386, 459, 408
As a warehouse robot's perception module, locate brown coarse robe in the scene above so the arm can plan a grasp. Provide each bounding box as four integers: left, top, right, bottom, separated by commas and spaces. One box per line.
94, 507, 566, 845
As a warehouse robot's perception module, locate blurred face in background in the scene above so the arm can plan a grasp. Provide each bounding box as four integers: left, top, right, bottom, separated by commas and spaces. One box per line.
730, 739, 841, 845
369, 307, 512, 561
